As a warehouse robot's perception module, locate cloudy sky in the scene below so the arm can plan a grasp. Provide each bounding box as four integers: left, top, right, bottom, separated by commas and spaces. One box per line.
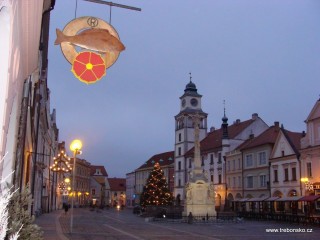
48, 0, 320, 178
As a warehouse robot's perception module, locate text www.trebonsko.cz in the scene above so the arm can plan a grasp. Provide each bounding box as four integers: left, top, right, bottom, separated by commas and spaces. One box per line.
265, 228, 313, 233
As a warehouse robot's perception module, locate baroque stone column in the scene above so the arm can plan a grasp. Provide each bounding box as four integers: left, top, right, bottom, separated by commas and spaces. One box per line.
184, 114, 216, 216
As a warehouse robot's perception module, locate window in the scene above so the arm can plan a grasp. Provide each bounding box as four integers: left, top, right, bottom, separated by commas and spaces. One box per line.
307, 162, 312, 177
189, 158, 192, 168
178, 147, 181, 156
227, 161, 230, 171
178, 161, 181, 170
260, 175, 266, 187
233, 177, 236, 188
238, 159, 241, 169
201, 156, 204, 166
259, 152, 266, 165
218, 174, 222, 184
211, 175, 214, 182
218, 153, 222, 163
292, 167, 297, 181
284, 168, 289, 181
274, 169, 278, 182
245, 154, 253, 167
179, 133, 182, 142
210, 154, 214, 165
238, 176, 241, 187
232, 160, 235, 170
247, 176, 253, 188
178, 179, 181, 187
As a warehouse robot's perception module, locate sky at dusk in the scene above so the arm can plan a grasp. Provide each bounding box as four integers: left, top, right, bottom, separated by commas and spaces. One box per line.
48, 0, 320, 178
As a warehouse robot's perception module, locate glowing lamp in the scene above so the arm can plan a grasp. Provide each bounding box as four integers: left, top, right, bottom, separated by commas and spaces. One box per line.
70, 139, 82, 152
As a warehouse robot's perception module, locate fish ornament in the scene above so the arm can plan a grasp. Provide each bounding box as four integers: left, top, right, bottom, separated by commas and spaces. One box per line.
55, 16, 126, 84
54, 28, 125, 53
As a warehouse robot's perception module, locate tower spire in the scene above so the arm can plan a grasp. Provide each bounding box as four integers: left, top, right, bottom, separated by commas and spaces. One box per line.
222, 100, 229, 139
189, 72, 192, 83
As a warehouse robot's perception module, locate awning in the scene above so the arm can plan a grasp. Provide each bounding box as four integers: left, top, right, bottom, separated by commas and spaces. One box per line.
246, 197, 268, 202
264, 196, 280, 201
299, 195, 320, 202
232, 198, 243, 202
238, 198, 250, 202
276, 196, 303, 201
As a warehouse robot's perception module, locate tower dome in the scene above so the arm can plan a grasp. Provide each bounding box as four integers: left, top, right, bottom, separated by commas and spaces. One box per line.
184, 80, 198, 93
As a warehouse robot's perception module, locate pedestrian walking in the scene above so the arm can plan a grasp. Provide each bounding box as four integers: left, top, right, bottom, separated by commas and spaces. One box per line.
64, 203, 69, 214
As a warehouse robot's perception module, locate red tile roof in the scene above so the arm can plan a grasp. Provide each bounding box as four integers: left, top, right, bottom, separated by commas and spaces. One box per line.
239, 125, 280, 150
136, 151, 174, 170
280, 129, 303, 153
90, 165, 108, 176
186, 119, 254, 156
108, 178, 126, 191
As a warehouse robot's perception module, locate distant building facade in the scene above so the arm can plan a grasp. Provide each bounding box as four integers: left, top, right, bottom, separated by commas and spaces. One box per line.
109, 178, 126, 207
90, 165, 109, 207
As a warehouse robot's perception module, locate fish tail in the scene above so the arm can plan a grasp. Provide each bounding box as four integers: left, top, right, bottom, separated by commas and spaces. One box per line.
54, 29, 65, 45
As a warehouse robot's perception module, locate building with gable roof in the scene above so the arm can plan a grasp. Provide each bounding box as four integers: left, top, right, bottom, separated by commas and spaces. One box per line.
109, 177, 126, 207
90, 165, 109, 207
269, 126, 303, 213
300, 98, 320, 212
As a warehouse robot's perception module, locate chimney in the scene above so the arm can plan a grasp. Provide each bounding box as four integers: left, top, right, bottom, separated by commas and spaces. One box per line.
235, 119, 240, 124
302, 131, 306, 137
210, 126, 215, 132
274, 121, 280, 129
252, 113, 258, 120
249, 133, 254, 139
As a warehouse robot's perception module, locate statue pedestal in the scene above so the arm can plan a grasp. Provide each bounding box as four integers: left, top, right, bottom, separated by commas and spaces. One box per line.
184, 174, 216, 216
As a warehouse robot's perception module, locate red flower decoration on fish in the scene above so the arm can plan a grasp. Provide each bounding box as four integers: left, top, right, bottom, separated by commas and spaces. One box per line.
71, 51, 106, 84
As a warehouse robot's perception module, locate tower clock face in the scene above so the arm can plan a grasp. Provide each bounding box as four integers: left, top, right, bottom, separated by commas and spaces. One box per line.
182, 99, 186, 107
190, 98, 198, 107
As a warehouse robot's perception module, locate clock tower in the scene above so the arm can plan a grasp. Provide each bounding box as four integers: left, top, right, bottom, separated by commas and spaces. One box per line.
174, 76, 208, 200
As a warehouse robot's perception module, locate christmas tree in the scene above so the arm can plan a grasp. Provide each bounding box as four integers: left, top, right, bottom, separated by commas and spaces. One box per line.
140, 163, 173, 207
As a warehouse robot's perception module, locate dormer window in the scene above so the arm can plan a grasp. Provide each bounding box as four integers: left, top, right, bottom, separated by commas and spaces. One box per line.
95, 169, 101, 175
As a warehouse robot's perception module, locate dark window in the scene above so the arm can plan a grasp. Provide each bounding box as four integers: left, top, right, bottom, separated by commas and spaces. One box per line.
178, 161, 181, 170
189, 158, 192, 168
179, 133, 182, 142
247, 176, 254, 188
284, 168, 289, 181
210, 154, 213, 165
292, 167, 297, 181
178, 147, 181, 156
218, 174, 222, 184
307, 163, 312, 177
201, 156, 204, 166
178, 179, 181, 187
218, 153, 222, 163
211, 175, 214, 182
274, 169, 278, 182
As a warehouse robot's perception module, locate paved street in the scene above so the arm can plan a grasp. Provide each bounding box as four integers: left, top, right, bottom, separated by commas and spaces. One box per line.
35, 208, 320, 240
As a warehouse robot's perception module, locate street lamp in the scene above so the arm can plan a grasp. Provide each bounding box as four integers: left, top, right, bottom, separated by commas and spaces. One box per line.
301, 177, 314, 192
70, 139, 82, 234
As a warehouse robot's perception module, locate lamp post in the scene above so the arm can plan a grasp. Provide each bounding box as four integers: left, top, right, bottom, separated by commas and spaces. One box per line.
70, 139, 82, 234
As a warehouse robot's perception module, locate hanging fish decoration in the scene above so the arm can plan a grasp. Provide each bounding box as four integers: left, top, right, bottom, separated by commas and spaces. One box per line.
55, 28, 125, 53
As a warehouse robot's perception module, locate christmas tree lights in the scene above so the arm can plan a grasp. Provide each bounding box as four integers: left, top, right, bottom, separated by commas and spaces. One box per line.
140, 163, 173, 207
